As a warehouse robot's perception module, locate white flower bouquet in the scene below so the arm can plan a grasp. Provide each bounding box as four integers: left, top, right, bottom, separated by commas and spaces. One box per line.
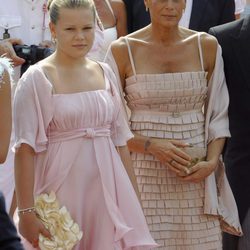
35, 192, 83, 250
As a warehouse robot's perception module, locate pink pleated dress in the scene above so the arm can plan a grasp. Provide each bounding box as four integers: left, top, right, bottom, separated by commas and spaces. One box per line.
123, 36, 222, 250
13, 62, 158, 250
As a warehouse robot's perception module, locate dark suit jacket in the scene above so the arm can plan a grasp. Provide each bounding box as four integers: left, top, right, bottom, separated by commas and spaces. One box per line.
123, 0, 235, 33
123, 0, 150, 33
190, 0, 235, 32
0, 192, 23, 249
209, 16, 250, 223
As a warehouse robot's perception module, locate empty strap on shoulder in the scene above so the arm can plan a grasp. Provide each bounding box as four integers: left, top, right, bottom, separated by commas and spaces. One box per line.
125, 37, 137, 76
197, 32, 205, 72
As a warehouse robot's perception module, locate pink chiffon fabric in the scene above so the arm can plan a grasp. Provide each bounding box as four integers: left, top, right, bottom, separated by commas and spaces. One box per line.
13, 62, 158, 250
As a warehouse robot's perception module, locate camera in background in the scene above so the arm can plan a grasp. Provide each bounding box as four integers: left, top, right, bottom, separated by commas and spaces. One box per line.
14, 44, 54, 75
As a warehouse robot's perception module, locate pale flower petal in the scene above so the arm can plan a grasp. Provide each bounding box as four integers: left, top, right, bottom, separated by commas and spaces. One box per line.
35, 191, 83, 250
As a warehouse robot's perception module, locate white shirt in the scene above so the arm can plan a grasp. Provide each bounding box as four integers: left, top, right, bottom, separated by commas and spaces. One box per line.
179, 0, 193, 28
235, 0, 246, 14
0, 0, 51, 45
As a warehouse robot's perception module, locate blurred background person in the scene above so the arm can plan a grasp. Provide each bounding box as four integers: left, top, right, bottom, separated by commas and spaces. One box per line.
235, 0, 246, 18
124, 0, 236, 33
209, 15, 250, 250
0, 57, 23, 250
89, 0, 127, 61
242, 0, 250, 16
0, 0, 53, 216
106, 0, 242, 248
123, 0, 150, 33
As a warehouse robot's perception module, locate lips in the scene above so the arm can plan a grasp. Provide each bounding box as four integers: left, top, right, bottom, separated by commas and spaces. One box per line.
72, 44, 87, 48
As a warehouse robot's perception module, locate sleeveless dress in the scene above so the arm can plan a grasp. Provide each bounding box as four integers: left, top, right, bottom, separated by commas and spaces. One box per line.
88, 0, 118, 62
124, 36, 222, 249
13, 62, 157, 250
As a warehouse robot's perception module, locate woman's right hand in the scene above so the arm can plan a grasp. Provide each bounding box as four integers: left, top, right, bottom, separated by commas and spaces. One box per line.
148, 138, 192, 175
19, 212, 51, 248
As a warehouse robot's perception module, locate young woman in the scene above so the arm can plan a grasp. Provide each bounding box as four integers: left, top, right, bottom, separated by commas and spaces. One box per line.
106, 0, 242, 249
13, 0, 157, 249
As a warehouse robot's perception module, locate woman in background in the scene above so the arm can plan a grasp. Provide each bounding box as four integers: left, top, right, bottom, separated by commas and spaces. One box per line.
89, 0, 127, 61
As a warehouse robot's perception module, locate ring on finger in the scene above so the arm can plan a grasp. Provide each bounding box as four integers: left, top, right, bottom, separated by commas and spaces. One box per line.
169, 159, 175, 165
32, 238, 39, 246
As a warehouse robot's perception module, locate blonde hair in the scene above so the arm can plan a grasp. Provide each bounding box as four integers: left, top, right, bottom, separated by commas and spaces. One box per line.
47, 0, 96, 24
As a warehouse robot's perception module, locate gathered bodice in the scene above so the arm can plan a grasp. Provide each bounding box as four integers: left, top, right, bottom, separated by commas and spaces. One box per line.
50, 90, 115, 133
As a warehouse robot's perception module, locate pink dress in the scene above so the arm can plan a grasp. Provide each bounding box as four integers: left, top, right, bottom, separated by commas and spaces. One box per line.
105, 35, 242, 250
13, 62, 158, 250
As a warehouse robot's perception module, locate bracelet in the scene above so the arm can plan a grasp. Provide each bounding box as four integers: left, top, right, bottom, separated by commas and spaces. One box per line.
144, 138, 151, 152
18, 206, 36, 215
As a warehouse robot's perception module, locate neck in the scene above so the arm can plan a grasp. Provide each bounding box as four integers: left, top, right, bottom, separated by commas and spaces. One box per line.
53, 50, 87, 68
150, 23, 182, 45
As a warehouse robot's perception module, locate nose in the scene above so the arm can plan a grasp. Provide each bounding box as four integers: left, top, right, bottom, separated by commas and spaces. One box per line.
161, 0, 174, 8
75, 30, 85, 40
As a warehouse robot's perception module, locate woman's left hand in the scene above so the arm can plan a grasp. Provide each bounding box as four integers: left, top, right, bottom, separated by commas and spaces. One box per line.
179, 160, 217, 183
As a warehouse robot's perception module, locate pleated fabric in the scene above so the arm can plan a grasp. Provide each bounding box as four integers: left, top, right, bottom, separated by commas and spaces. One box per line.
125, 72, 222, 250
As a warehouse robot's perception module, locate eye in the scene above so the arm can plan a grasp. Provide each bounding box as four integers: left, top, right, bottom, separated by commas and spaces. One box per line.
65, 27, 75, 31
83, 26, 93, 30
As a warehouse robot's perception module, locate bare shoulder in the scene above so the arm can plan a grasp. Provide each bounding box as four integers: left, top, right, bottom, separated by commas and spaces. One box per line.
111, 27, 148, 55
199, 32, 218, 77
110, 36, 129, 56
110, 0, 126, 17
37, 56, 56, 73
110, 0, 126, 9
199, 32, 218, 54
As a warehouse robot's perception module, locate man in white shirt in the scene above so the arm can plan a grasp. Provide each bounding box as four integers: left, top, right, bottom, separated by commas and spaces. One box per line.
0, 0, 52, 215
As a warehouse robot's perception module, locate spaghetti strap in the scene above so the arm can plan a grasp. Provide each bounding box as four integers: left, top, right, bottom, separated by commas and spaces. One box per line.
125, 37, 137, 77
105, 0, 116, 24
197, 32, 205, 72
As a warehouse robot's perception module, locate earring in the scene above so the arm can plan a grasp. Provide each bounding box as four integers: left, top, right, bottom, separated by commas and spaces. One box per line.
52, 37, 57, 44
145, 6, 149, 12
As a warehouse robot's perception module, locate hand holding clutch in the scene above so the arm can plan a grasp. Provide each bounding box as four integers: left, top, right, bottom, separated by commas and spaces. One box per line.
35, 192, 83, 250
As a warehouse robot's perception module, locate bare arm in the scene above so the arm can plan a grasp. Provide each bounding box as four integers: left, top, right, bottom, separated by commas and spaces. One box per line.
181, 34, 226, 182
0, 71, 11, 163
15, 144, 50, 247
111, 0, 128, 37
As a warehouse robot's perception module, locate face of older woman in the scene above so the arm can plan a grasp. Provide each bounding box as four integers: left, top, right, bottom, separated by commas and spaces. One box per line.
146, 0, 186, 27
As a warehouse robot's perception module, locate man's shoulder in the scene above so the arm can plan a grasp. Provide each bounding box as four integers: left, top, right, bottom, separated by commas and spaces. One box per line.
209, 18, 246, 38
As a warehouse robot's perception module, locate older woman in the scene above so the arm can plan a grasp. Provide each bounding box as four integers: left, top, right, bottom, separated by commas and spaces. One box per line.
106, 0, 242, 248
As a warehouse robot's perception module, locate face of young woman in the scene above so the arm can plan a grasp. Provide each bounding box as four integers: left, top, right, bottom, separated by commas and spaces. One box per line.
50, 7, 95, 59
146, 0, 186, 27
